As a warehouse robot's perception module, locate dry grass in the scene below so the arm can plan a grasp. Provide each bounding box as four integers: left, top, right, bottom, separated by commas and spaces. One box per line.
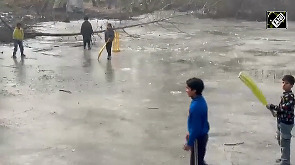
4, 0, 43, 8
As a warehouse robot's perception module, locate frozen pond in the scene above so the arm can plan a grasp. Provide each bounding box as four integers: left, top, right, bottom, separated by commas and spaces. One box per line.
1, 11, 295, 165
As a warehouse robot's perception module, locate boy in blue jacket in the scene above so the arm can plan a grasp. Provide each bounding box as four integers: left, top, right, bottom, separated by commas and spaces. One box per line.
183, 77, 210, 165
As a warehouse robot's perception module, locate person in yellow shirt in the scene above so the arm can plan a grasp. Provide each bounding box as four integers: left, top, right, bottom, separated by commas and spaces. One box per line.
12, 23, 25, 58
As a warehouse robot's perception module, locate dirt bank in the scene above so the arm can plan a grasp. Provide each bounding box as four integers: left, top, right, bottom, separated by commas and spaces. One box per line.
0, 0, 136, 43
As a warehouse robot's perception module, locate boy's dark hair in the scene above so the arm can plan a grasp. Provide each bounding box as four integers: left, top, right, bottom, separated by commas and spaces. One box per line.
107, 23, 112, 27
282, 75, 295, 85
84, 16, 89, 20
16, 23, 21, 27
186, 77, 204, 95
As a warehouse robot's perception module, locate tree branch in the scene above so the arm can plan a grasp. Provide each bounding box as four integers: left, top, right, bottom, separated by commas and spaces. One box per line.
156, 22, 173, 31
0, 16, 13, 31
121, 28, 140, 38
25, 13, 191, 37
165, 22, 190, 35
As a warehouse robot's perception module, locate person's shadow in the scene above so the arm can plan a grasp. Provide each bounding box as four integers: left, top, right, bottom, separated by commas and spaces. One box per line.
13, 56, 26, 84
105, 60, 114, 83
83, 50, 92, 73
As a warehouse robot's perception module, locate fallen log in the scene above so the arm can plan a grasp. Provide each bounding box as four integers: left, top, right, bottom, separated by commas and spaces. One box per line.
25, 13, 190, 37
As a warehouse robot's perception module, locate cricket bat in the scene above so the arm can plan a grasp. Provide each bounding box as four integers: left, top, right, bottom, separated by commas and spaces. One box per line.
238, 72, 268, 106
98, 42, 108, 60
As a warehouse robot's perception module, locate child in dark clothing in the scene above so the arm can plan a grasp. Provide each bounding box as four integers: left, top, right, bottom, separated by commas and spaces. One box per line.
266, 75, 295, 165
104, 23, 114, 60
183, 78, 209, 165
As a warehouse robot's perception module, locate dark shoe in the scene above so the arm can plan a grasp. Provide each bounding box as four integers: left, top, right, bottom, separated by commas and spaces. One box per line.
12, 55, 16, 59
84, 47, 86, 49
107, 56, 111, 60
200, 161, 208, 165
21, 54, 26, 57
276, 158, 281, 163
88, 47, 91, 50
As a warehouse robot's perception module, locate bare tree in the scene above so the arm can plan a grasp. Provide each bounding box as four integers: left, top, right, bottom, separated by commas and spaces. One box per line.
92, 0, 98, 7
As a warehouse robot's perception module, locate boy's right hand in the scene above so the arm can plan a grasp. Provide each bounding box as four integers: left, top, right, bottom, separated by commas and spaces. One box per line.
266, 104, 277, 117
185, 133, 189, 142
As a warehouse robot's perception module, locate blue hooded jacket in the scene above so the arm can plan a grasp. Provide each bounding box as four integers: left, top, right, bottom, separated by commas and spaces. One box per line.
187, 95, 210, 146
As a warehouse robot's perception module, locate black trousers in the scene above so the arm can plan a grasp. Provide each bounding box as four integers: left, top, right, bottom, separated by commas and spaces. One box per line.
106, 42, 112, 57
83, 38, 91, 49
190, 134, 208, 165
83, 34, 91, 49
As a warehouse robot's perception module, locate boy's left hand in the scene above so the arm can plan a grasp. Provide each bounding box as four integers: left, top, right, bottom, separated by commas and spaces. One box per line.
266, 104, 274, 110
183, 144, 191, 151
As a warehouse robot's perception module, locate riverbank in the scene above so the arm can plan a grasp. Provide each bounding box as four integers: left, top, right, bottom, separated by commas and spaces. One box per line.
0, 0, 136, 43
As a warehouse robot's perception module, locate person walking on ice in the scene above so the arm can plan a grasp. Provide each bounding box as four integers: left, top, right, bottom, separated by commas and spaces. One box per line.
81, 16, 93, 50
183, 77, 209, 165
104, 23, 114, 60
12, 23, 25, 58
